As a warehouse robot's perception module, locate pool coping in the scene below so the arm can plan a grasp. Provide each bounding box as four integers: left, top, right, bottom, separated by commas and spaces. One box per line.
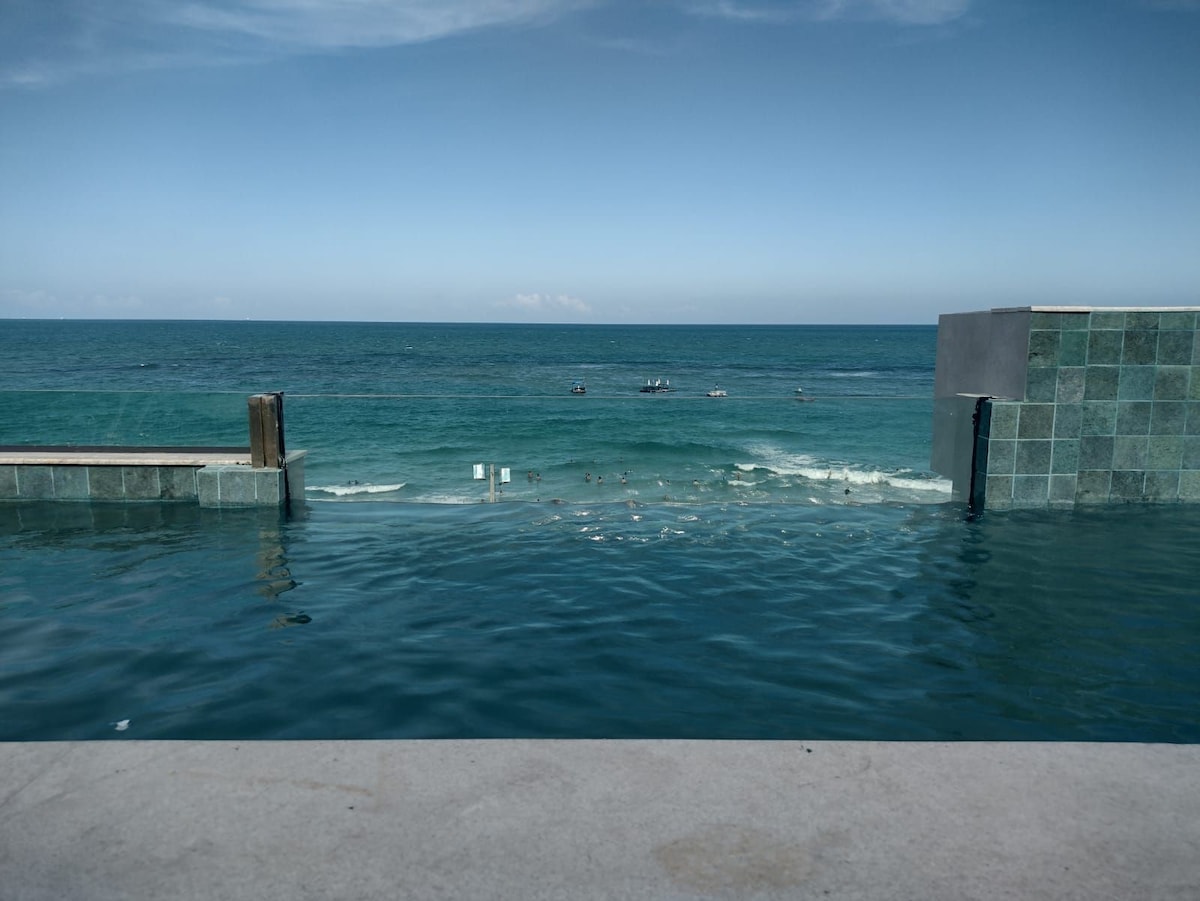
2, 739, 1197, 900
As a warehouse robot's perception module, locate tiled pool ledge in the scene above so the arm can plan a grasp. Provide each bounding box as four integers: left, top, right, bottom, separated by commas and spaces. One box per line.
0, 448, 306, 508
933, 306, 1200, 511
1, 739, 1196, 900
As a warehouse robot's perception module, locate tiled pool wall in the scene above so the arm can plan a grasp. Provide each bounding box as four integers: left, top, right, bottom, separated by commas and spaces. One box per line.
974, 309, 1200, 510
0, 452, 305, 508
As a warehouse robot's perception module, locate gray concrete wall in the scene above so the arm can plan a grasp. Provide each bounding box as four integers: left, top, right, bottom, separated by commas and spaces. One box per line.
933, 308, 1032, 400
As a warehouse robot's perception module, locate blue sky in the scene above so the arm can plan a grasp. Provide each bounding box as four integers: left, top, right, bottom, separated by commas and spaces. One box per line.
1, 0, 1197, 324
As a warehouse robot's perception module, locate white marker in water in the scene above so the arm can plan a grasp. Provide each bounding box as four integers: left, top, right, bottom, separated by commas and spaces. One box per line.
113, 719, 130, 731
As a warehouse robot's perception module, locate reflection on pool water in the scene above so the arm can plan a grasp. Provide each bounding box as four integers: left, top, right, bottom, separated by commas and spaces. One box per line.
1, 499, 1198, 742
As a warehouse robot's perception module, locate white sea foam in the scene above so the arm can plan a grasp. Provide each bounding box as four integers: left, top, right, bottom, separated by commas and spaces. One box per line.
740, 446, 951, 497
309, 482, 407, 497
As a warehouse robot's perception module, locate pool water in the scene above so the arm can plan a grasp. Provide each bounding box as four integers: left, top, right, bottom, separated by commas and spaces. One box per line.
2, 499, 1197, 742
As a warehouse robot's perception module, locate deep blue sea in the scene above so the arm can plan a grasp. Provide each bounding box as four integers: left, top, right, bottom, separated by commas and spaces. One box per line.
2, 319, 1198, 742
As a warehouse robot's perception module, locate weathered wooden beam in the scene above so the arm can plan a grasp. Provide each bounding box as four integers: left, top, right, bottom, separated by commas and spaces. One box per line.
248, 393, 286, 469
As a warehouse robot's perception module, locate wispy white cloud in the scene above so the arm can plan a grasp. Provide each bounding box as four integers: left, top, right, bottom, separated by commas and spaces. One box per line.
0, 0, 592, 87
501, 292, 592, 314
167, 0, 593, 49
680, 0, 971, 26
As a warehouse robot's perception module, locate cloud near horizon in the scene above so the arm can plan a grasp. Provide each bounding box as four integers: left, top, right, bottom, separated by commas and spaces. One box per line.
502, 293, 592, 315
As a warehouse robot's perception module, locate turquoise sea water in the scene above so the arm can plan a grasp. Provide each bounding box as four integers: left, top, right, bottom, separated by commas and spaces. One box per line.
2, 320, 1198, 741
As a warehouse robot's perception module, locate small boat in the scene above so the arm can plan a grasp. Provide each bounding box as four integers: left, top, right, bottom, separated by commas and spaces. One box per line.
706, 385, 727, 397
571, 381, 586, 395
640, 378, 672, 393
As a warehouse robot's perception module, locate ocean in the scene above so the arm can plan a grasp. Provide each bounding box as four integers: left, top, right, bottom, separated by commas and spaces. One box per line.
1, 319, 1198, 741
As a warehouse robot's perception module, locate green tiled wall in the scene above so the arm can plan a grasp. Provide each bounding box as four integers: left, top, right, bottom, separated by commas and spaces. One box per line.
981, 311, 1200, 509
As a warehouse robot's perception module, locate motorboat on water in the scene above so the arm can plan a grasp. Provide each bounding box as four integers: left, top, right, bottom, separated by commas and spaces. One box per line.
705, 385, 727, 397
640, 378, 672, 393
571, 380, 586, 394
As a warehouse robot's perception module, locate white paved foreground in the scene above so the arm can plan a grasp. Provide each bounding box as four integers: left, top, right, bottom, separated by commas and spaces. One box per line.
1, 740, 1197, 900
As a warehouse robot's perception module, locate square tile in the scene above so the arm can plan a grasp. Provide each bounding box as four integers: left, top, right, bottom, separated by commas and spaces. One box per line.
1184, 437, 1200, 470
987, 402, 1020, 439
1081, 401, 1117, 436
1150, 402, 1187, 436
1110, 470, 1146, 499
985, 475, 1014, 510
1013, 475, 1050, 505
1085, 366, 1119, 400
1075, 470, 1112, 504
1051, 439, 1080, 474
1087, 329, 1123, 365
1122, 330, 1158, 365
1157, 329, 1194, 365
1059, 330, 1089, 366
122, 466, 160, 500
1054, 403, 1082, 438
52, 466, 89, 500
255, 469, 283, 505
1115, 401, 1152, 436
1154, 366, 1190, 400
986, 439, 1016, 475
196, 468, 220, 507
1189, 367, 1200, 400
1080, 435, 1115, 470
1049, 474, 1078, 504
1181, 471, 1200, 499
1028, 330, 1061, 367
1118, 366, 1155, 400
87, 467, 124, 500
1018, 404, 1055, 439
219, 468, 257, 505
1015, 439, 1052, 474
0, 465, 18, 498
1148, 436, 1183, 470
1055, 368, 1087, 403
1113, 435, 1149, 470
159, 467, 198, 501
1024, 368, 1058, 402
16, 466, 51, 499
1188, 402, 1200, 436
1145, 471, 1180, 501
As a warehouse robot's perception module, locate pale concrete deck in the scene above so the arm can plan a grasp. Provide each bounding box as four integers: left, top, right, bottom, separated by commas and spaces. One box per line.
2, 740, 1197, 900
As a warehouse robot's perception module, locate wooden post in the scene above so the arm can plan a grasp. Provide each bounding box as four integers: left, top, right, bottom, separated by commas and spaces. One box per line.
248, 393, 286, 469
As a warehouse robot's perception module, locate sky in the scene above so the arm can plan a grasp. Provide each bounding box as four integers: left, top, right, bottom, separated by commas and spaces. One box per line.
1, 0, 1197, 324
